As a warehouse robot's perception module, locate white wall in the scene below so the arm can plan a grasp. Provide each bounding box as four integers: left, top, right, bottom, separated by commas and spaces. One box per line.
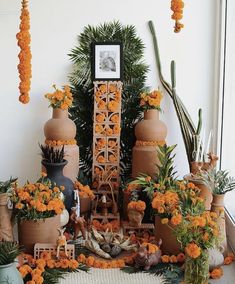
0, 0, 217, 184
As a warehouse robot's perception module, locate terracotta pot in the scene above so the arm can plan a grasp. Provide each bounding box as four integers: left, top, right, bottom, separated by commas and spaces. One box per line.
42, 160, 74, 211
128, 209, 144, 227
18, 215, 60, 254
184, 175, 212, 210
132, 109, 167, 178
211, 194, 227, 256
0, 263, 23, 284
0, 193, 13, 241
44, 108, 76, 141
155, 216, 181, 255
80, 196, 91, 214
43, 108, 79, 181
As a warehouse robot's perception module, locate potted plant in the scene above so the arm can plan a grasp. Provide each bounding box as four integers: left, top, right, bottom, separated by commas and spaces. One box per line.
43, 85, 79, 181
11, 177, 65, 254
0, 177, 17, 241
74, 181, 95, 215
193, 168, 235, 255
0, 242, 23, 284
127, 190, 146, 227
132, 89, 167, 178
40, 144, 74, 211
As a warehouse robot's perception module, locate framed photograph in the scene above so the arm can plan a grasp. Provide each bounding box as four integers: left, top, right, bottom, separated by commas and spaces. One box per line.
91, 42, 123, 81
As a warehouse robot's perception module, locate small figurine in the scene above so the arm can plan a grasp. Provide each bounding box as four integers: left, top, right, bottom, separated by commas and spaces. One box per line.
70, 206, 86, 240
134, 240, 162, 270
56, 227, 68, 258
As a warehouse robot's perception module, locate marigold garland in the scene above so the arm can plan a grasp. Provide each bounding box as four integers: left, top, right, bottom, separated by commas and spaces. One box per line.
16, 0, 32, 104
45, 139, 77, 146
135, 140, 166, 147
171, 0, 185, 33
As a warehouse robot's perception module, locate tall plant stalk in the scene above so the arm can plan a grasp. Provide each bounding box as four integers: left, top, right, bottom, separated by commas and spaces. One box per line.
148, 20, 202, 170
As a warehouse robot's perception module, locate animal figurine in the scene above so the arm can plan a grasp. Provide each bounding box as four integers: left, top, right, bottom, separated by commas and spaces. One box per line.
134, 240, 162, 270
56, 227, 68, 259
70, 207, 86, 240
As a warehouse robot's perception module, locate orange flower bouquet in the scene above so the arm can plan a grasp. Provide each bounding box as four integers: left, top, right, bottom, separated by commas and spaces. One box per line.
45, 85, 73, 110
139, 89, 163, 111
74, 181, 95, 200
127, 200, 146, 227
10, 179, 65, 221
173, 211, 219, 284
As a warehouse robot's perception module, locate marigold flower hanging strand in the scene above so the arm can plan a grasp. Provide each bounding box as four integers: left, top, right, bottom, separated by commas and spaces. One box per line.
16, 0, 32, 104
171, 0, 184, 33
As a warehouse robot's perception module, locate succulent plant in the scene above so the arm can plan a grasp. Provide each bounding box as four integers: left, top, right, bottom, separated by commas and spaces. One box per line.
0, 242, 23, 265
0, 177, 17, 194
194, 168, 235, 195
40, 144, 65, 163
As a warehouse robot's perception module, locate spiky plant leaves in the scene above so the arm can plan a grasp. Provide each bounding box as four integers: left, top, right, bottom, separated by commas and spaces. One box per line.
0, 242, 23, 265
40, 144, 65, 163
69, 21, 148, 181
121, 263, 183, 284
0, 177, 18, 194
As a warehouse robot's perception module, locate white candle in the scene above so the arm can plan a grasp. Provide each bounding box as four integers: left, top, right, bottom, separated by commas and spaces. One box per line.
200, 128, 205, 162
206, 130, 212, 156
195, 134, 202, 162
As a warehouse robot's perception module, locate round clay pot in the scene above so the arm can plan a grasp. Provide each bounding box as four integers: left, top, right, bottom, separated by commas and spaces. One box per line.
155, 216, 181, 255
128, 209, 144, 227
42, 160, 74, 211
18, 215, 60, 254
0, 193, 13, 241
0, 263, 23, 284
132, 109, 167, 178
211, 194, 227, 256
44, 108, 76, 141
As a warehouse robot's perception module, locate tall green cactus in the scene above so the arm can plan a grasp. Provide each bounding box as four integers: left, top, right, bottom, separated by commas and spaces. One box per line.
148, 20, 202, 169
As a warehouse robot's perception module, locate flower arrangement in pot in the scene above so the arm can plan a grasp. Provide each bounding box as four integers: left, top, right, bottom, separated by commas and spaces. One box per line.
40, 144, 74, 211
0, 241, 23, 284
74, 181, 95, 215
193, 168, 235, 255
0, 177, 17, 241
11, 177, 65, 254
127, 190, 146, 227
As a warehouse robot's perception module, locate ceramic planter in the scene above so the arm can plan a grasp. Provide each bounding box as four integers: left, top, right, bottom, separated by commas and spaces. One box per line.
42, 159, 74, 211
18, 215, 60, 254
155, 216, 181, 255
0, 193, 13, 241
0, 263, 23, 284
132, 109, 167, 178
43, 108, 79, 181
128, 209, 144, 227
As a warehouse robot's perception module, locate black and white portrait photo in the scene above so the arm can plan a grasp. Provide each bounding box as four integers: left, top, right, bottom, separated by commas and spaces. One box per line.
92, 43, 123, 81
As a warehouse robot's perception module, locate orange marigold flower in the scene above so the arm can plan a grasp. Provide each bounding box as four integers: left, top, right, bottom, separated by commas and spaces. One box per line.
170, 214, 182, 226
161, 218, 169, 224
224, 256, 233, 265
170, 255, 177, 263
210, 267, 223, 279
161, 255, 170, 263
185, 243, 201, 259
69, 259, 79, 269
86, 256, 95, 266
60, 259, 70, 269
46, 259, 55, 269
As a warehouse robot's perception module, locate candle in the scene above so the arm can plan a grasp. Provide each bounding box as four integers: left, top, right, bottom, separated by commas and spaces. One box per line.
205, 130, 212, 156
200, 128, 205, 162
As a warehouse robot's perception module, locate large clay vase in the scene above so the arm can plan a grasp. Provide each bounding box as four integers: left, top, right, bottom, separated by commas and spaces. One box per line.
155, 216, 181, 255
211, 194, 227, 256
42, 159, 74, 211
0, 262, 23, 284
44, 108, 79, 181
132, 109, 167, 178
0, 193, 13, 241
18, 215, 60, 254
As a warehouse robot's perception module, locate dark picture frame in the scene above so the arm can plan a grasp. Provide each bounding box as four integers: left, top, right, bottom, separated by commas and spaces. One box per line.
91, 42, 123, 81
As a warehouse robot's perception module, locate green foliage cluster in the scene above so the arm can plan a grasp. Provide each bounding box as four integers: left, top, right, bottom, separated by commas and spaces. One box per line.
0, 242, 23, 265
0, 177, 17, 194
68, 21, 148, 181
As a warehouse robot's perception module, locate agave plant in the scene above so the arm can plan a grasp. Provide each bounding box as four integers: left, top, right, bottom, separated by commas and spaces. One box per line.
0, 177, 18, 194
39, 144, 65, 163
194, 168, 235, 195
0, 242, 23, 265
